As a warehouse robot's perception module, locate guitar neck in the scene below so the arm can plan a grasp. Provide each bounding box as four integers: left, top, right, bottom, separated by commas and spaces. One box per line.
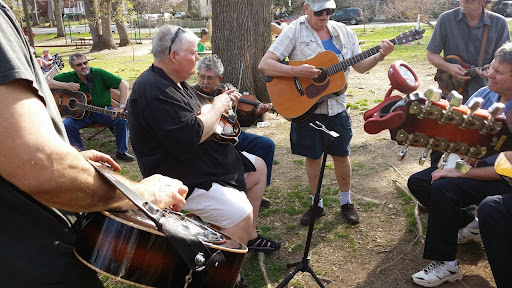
75, 102, 119, 117
45, 66, 61, 83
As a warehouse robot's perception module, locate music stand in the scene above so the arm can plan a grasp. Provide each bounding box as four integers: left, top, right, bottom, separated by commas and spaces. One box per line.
276, 121, 339, 288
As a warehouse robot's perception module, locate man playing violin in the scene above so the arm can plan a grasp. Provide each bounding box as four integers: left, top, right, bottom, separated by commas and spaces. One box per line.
428, 0, 509, 103
193, 54, 275, 206
128, 25, 280, 288
408, 42, 512, 287
259, 0, 394, 226
48, 52, 135, 162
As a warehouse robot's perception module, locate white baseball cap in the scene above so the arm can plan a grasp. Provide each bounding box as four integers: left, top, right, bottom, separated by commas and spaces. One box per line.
305, 0, 336, 11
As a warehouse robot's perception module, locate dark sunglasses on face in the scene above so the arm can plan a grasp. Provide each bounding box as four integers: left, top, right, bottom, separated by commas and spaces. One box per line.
168, 27, 185, 54
314, 8, 335, 17
73, 60, 88, 67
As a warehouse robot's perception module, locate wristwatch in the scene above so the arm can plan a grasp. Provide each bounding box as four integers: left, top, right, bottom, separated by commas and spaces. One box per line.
119, 104, 126, 109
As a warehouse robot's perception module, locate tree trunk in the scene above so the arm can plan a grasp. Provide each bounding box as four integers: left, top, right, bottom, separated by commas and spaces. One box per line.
48, 0, 55, 27
21, 0, 34, 47
53, 0, 64, 37
212, 0, 273, 102
112, 0, 130, 46
31, 0, 39, 25
84, 0, 116, 51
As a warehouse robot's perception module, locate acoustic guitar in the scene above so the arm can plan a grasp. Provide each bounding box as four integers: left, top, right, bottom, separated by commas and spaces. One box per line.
434, 55, 489, 94
265, 28, 425, 119
74, 209, 247, 288
52, 89, 127, 120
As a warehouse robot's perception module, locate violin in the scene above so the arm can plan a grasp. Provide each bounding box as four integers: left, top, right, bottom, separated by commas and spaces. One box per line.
237, 93, 277, 114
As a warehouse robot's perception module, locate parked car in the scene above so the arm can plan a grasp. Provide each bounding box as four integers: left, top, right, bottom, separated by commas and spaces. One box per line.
329, 7, 363, 25
175, 12, 186, 18
492, 1, 512, 17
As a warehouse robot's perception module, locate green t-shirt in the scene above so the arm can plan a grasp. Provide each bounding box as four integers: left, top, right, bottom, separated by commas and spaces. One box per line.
53, 67, 122, 107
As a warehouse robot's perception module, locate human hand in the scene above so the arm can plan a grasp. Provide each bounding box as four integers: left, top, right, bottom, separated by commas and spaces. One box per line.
67, 82, 81, 91
295, 64, 321, 79
255, 103, 272, 115
377, 39, 395, 59
448, 63, 470, 81
81, 150, 121, 172
136, 175, 188, 211
431, 168, 463, 183
216, 89, 241, 112
476, 65, 490, 79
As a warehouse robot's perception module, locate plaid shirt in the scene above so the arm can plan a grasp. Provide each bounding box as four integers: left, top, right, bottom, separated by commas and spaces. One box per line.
268, 15, 361, 116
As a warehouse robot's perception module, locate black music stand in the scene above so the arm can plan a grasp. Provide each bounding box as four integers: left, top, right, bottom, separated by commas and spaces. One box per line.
276, 121, 339, 288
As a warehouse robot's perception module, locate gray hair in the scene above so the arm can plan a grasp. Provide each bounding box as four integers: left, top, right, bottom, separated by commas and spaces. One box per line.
495, 42, 512, 66
68, 53, 87, 66
196, 54, 224, 76
152, 25, 198, 61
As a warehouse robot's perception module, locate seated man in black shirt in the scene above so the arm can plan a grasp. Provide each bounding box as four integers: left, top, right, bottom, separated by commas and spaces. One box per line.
192, 54, 275, 207
128, 26, 280, 287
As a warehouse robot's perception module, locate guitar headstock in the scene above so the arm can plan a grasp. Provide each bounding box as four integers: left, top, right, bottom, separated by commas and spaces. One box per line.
52, 54, 65, 70
392, 29, 425, 45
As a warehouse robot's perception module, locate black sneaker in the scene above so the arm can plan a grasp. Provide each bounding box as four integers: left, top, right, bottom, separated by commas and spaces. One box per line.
247, 232, 281, 253
116, 151, 135, 162
341, 203, 360, 225
260, 196, 271, 208
300, 205, 326, 226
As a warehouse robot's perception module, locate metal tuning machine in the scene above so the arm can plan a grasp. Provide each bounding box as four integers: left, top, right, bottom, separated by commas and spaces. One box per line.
482, 102, 505, 134
439, 91, 463, 124
460, 97, 484, 129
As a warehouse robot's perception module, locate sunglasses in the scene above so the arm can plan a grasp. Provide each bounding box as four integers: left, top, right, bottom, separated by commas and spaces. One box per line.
168, 27, 185, 54
313, 8, 335, 17
73, 60, 88, 67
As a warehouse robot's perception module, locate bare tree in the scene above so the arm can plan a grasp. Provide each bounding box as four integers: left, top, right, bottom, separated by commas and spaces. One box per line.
380, 0, 449, 23
21, 0, 34, 46
48, 0, 55, 27
53, 0, 64, 37
188, 0, 200, 18
212, 0, 273, 102
112, 0, 130, 46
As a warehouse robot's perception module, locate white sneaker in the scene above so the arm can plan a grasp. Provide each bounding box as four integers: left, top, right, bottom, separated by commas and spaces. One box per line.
457, 222, 482, 244
412, 261, 463, 287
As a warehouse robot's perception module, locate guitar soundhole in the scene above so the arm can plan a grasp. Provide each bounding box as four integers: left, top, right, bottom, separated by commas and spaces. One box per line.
68, 99, 77, 110
313, 70, 328, 84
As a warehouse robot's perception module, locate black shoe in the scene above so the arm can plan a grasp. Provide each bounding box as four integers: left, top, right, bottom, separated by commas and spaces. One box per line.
260, 196, 271, 208
247, 232, 281, 253
341, 203, 360, 225
116, 151, 135, 162
300, 205, 326, 226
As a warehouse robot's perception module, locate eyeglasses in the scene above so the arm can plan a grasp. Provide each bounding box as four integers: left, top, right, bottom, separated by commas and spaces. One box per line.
198, 74, 218, 82
313, 8, 335, 17
73, 60, 88, 67
168, 27, 185, 54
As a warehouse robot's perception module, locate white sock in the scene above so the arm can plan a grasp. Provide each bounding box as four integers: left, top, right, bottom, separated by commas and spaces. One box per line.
443, 260, 458, 268
339, 191, 351, 206
312, 195, 323, 208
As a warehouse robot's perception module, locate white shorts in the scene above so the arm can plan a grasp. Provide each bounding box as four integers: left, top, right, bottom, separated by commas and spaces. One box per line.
183, 182, 252, 228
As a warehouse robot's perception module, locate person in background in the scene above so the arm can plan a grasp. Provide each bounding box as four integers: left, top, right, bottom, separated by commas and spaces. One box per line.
39, 48, 53, 72
0, 2, 188, 286
193, 54, 275, 207
258, 0, 394, 226
48, 53, 135, 162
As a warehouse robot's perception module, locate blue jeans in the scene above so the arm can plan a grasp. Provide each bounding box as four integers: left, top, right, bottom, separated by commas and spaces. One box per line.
235, 131, 275, 186
63, 107, 129, 153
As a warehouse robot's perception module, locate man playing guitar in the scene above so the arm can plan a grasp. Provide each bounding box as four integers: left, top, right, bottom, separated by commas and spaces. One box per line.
428, 0, 509, 103
259, 0, 394, 226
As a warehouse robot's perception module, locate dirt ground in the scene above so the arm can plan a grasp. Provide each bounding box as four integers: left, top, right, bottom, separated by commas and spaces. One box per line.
84, 42, 496, 287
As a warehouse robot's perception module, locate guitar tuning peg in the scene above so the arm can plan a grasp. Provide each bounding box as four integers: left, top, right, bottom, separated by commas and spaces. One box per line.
461, 97, 483, 128
448, 91, 463, 107
455, 159, 472, 174
437, 152, 450, 169
397, 145, 409, 161
419, 152, 427, 166
424, 86, 442, 102
483, 102, 506, 134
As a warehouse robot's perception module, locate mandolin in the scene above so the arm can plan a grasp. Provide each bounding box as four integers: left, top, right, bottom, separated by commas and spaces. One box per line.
265, 29, 425, 119
434, 55, 489, 94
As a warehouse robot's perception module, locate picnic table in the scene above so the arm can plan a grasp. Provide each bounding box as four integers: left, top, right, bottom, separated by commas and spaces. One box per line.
76, 37, 93, 49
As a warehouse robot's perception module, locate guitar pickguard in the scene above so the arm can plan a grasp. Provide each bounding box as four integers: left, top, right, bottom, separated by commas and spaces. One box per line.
304, 79, 330, 99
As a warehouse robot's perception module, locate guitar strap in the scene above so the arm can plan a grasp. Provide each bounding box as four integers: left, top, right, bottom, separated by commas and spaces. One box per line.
86, 72, 94, 96
478, 24, 489, 67
91, 163, 226, 273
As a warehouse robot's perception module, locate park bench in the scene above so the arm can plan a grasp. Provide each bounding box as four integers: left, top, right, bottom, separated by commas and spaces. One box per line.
75, 37, 93, 49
